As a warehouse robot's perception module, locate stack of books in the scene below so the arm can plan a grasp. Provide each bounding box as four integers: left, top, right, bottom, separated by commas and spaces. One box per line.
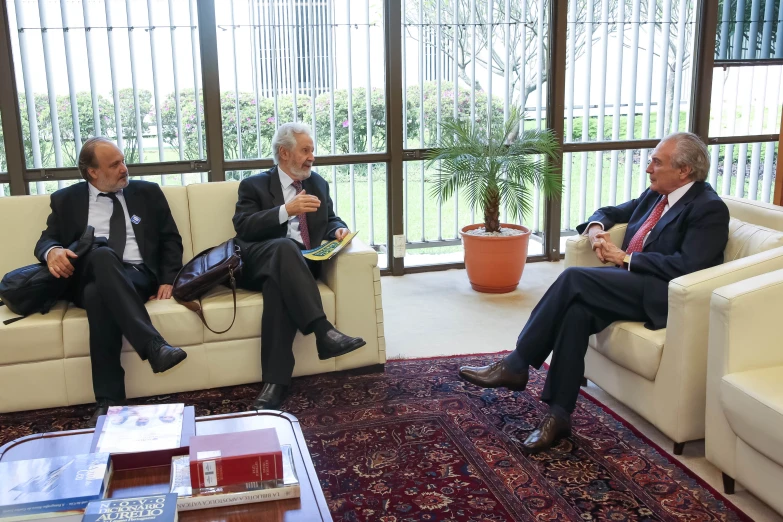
0, 405, 299, 521
170, 428, 300, 511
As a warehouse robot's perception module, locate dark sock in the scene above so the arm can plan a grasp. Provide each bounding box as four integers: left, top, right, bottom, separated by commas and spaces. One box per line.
311, 318, 333, 339
503, 350, 528, 373
548, 404, 571, 422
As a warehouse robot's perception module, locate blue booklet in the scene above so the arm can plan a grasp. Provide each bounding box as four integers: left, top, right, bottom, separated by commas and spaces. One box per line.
82, 494, 178, 522
0, 453, 111, 520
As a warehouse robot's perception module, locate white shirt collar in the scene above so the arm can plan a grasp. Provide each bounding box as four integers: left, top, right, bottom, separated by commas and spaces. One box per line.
663, 181, 694, 208
277, 166, 296, 189
88, 182, 123, 202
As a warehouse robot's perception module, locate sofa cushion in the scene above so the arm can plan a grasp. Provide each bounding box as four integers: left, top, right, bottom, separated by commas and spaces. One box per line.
725, 217, 783, 262
721, 366, 783, 468
186, 181, 240, 255
200, 282, 336, 343
160, 185, 195, 264
0, 301, 68, 364
589, 321, 667, 381
62, 299, 204, 358
0, 194, 54, 277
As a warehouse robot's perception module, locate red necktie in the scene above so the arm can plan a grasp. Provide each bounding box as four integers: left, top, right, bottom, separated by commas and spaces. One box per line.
626, 195, 668, 254
291, 181, 311, 249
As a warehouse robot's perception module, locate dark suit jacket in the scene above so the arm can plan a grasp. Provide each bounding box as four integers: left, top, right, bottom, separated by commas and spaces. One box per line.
576, 182, 729, 329
34, 180, 184, 285
233, 167, 347, 249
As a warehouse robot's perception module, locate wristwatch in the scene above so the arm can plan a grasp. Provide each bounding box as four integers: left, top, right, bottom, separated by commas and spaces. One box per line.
623, 254, 631, 268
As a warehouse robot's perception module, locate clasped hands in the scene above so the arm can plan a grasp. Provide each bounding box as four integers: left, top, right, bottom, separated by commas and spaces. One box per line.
46, 247, 172, 300
587, 225, 627, 266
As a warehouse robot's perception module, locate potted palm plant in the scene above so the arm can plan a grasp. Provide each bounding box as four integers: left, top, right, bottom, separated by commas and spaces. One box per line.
425, 109, 561, 293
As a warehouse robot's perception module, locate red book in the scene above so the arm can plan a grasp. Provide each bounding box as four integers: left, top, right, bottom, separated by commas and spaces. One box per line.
188, 428, 283, 489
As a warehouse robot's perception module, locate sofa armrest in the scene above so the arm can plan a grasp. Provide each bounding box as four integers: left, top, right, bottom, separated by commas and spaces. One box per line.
320, 238, 384, 367
564, 224, 627, 269
654, 246, 783, 441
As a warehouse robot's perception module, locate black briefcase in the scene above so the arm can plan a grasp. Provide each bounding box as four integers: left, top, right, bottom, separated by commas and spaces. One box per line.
0, 226, 96, 323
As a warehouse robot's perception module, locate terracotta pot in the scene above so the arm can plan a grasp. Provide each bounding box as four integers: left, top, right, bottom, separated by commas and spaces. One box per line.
460, 223, 531, 293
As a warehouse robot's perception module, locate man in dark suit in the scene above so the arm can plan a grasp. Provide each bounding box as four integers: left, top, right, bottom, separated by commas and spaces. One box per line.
459, 132, 730, 453
233, 122, 366, 410
35, 137, 187, 425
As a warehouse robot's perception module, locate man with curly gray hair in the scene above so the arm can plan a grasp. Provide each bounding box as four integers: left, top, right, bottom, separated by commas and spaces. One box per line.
459, 132, 729, 454
233, 122, 365, 410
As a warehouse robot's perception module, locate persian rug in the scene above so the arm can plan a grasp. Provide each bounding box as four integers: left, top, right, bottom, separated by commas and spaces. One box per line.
0, 355, 750, 522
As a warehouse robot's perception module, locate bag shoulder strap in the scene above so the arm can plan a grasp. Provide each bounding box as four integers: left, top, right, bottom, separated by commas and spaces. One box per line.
177, 272, 238, 335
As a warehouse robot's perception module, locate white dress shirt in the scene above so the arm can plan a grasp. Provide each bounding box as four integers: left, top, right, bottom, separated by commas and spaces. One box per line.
584, 181, 695, 269
46, 183, 143, 264
276, 167, 306, 245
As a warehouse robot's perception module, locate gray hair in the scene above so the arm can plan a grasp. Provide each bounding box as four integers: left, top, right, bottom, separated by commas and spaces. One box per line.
271, 122, 313, 164
659, 132, 710, 182
78, 137, 116, 181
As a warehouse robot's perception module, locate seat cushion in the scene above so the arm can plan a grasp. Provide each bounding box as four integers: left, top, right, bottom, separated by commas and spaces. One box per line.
721, 366, 783, 468
0, 301, 68, 364
724, 217, 783, 262
186, 181, 240, 255
589, 321, 666, 381
200, 282, 336, 343
62, 299, 204, 358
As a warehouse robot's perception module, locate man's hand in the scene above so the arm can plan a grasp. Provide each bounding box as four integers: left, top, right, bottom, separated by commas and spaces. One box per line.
587, 224, 606, 263
47, 248, 78, 279
334, 228, 351, 241
285, 190, 320, 216
150, 284, 173, 301
594, 231, 627, 266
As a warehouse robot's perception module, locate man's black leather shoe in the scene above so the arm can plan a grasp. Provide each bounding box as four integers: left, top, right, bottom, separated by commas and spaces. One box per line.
252, 383, 289, 410
459, 359, 529, 391
89, 399, 126, 428
148, 343, 187, 374
316, 328, 366, 360
521, 413, 572, 454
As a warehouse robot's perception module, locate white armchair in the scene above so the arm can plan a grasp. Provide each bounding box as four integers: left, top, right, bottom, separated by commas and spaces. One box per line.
564, 196, 783, 453
706, 269, 783, 515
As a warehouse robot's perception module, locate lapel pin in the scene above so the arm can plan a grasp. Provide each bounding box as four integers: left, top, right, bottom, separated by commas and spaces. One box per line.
131, 215, 141, 225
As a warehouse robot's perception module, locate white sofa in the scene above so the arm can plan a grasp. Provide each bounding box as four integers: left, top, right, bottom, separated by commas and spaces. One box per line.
0, 181, 386, 414
706, 269, 783, 515
564, 196, 783, 453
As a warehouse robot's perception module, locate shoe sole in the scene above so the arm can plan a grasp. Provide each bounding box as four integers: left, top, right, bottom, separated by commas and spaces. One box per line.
317, 339, 367, 360
152, 350, 188, 374
458, 371, 528, 391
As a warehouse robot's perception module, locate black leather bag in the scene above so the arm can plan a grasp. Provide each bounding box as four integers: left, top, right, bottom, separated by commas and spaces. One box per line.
172, 238, 242, 335
0, 226, 97, 324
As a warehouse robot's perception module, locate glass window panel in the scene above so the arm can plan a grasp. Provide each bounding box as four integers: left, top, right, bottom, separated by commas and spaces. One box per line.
709, 65, 783, 137
564, 0, 697, 144
0, 184, 8, 197
403, 0, 549, 149
0, 109, 6, 173
707, 141, 779, 202
715, 0, 783, 60
216, 0, 386, 161
6, 0, 205, 170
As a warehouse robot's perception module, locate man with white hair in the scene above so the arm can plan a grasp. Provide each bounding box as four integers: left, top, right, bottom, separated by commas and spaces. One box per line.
459, 132, 730, 453
233, 122, 365, 410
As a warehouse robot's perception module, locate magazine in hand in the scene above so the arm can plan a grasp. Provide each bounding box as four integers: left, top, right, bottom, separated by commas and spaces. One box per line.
302, 230, 358, 261
170, 445, 300, 511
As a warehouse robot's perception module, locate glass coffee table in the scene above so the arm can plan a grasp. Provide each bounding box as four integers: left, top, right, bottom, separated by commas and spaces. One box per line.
0, 410, 332, 522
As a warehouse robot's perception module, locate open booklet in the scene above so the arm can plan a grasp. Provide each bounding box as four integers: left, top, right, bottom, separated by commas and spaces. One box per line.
302, 230, 358, 261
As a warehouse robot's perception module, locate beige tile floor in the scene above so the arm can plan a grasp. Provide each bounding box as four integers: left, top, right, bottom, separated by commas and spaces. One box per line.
381, 262, 782, 522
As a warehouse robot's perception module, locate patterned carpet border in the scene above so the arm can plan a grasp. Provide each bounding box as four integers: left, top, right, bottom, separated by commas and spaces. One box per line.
0, 354, 754, 522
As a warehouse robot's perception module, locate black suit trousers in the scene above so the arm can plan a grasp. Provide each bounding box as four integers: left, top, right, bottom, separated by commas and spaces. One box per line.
74, 247, 162, 402
238, 238, 327, 386
512, 266, 654, 413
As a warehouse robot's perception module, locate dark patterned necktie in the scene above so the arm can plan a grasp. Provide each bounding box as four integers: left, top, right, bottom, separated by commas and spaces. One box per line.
291, 180, 311, 249
626, 195, 668, 254
99, 192, 126, 260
